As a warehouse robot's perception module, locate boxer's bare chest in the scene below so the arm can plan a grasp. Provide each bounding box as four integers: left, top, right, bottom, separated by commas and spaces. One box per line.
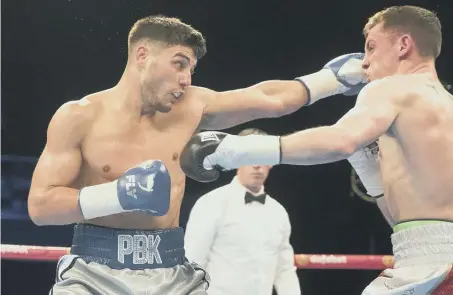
77, 103, 203, 229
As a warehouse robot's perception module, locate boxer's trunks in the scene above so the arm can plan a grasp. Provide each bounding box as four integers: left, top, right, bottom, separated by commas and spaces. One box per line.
362, 220, 453, 295
50, 224, 210, 295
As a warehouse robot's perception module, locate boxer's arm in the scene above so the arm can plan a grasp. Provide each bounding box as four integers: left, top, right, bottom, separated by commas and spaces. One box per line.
274, 213, 301, 295
28, 101, 92, 226
193, 81, 308, 130
279, 81, 399, 165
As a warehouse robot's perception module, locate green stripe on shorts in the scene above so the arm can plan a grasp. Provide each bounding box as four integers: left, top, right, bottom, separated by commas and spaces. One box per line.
393, 220, 447, 232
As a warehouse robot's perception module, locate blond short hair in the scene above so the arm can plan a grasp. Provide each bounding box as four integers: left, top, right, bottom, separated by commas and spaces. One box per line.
363, 5, 442, 58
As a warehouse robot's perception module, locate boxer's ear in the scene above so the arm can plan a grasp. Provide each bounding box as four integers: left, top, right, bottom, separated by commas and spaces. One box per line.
136, 46, 148, 59
134, 43, 150, 70
396, 34, 414, 59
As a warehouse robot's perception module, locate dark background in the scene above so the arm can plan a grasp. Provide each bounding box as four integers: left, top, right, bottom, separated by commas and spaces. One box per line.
1, 0, 452, 294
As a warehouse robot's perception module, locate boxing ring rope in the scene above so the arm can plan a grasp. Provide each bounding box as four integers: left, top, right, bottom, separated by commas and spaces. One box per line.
0, 244, 394, 269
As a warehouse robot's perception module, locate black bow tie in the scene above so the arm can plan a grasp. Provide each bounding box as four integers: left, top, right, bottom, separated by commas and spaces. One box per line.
245, 192, 266, 204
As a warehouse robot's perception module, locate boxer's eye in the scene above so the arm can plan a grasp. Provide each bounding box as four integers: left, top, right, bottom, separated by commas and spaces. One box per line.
174, 60, 188, 70
174, 61, 183, 69
366, 41, 375, 53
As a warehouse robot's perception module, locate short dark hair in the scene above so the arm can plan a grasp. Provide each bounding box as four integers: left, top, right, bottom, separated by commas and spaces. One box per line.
128, 15, 207, 59
238, 128, 268, 136
363, 6, 442, 58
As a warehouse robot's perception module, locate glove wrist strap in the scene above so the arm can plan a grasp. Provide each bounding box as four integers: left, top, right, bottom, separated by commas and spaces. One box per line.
348, 154, 383, 197
295, 69, 348, 105
226, 135, 281, 168
78, 180, 122, 220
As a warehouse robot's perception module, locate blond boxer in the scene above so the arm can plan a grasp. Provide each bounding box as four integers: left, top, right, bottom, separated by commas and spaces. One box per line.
185, 6, 453, 294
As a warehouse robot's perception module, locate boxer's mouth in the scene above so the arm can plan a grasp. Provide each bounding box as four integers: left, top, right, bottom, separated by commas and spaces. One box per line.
171, 92, 184, 100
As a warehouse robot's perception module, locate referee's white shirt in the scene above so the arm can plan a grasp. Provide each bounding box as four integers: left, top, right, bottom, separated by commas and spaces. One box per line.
185, 176, 301, 295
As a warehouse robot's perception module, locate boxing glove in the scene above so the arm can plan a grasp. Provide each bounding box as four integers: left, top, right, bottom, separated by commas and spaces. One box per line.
296, 53, 367, 105
78, 160, 171, 219
180, 131, 281, 182
347, 141, 383, 198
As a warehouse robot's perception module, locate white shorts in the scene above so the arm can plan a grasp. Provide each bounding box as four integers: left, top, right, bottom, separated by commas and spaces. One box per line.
362, 221, 453, 295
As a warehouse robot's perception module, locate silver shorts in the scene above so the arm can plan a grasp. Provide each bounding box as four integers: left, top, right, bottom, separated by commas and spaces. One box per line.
50, 224, 210, 295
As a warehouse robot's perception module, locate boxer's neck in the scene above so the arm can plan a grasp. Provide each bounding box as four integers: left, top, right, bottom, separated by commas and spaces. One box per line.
396, 58, 438, 80
115, 65, 157, 118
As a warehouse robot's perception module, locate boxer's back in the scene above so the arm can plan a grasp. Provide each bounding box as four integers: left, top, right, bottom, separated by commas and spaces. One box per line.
379, 74, 453, 222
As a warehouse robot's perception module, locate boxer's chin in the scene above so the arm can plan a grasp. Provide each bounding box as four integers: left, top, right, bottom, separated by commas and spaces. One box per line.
157, 103, 172, 113
149, 96, 170, 113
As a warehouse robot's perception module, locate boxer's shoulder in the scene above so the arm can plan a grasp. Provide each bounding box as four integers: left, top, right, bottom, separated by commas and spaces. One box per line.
49, 95, 100, 140
366, 76, 406, 91
184, 85, 215, 106
358, 76, 415, 104
166, 85, 207, 118
356, 78, 396, 105
55, 99, 97, 123
379, 74, 435, 103
376, 75, 426, 93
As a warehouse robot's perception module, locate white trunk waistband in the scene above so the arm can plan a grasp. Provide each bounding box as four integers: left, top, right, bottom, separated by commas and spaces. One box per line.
391, 221, 453, 268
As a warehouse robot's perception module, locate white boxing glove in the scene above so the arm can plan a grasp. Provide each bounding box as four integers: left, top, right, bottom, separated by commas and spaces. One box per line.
180, 131, 281, 183
348, 141, 383, 198
203, 133, 281, 171
296, 53, 368, 105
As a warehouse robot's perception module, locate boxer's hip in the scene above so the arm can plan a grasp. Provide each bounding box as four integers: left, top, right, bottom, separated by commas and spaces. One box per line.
391, 220, 453, 268
51, 224, 210, 294
70, 223, 186, 270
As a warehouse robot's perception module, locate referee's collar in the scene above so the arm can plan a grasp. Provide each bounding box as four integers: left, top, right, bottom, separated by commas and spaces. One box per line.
230, 176, 266, 196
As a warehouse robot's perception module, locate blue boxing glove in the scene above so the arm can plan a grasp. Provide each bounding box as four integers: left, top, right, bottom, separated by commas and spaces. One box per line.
295, 53, 367, 105
78, 160, 171, 219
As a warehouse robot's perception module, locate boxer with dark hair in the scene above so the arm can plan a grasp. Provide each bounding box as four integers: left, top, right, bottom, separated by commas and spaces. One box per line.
28, 15, 366, 295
